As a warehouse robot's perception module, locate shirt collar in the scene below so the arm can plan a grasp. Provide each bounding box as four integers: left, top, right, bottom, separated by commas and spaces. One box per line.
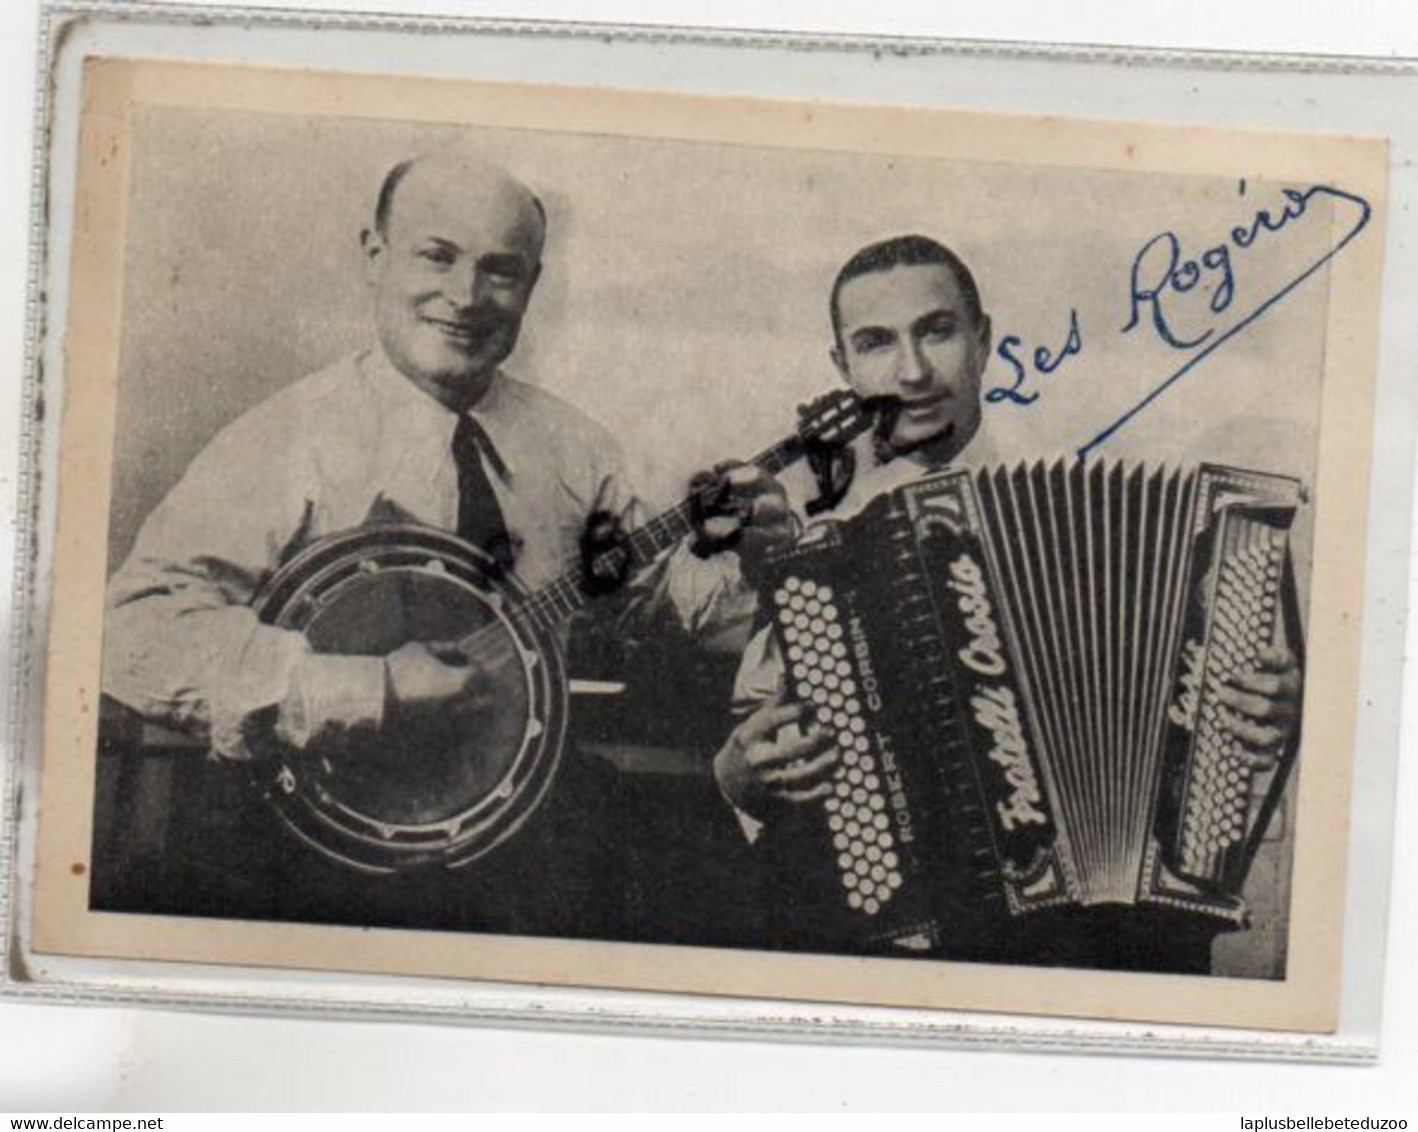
361, 347, 461, 438
360, 348, 514, 466
357, 347, 519, 504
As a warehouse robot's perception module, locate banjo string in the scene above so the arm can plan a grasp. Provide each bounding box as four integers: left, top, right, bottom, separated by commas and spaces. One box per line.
449, 396, 866, 662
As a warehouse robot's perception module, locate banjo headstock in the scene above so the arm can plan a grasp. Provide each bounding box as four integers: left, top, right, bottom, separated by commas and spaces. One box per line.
794, 388, 874, 449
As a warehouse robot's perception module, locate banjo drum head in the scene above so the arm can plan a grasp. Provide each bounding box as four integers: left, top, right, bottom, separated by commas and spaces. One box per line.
251, 524, 568, 874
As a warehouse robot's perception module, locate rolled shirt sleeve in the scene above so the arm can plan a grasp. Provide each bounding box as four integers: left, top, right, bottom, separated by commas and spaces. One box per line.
102, 379, 387, 760
102, 352, 763, 760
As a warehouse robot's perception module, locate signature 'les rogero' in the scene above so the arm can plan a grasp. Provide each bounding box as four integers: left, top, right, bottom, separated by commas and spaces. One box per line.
982, 180, 1372, 455
1080, 180, 1372, 456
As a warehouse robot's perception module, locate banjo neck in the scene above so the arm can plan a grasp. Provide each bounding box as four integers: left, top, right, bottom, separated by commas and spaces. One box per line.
511, 432, 810, 636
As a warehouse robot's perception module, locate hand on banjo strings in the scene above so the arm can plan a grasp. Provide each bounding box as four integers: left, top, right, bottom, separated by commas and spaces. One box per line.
383, 630, 522, 723
1216, 645, 1303, 770
714, 697, 840, 819
579, 507, 634, 596
687, 462, 797, 573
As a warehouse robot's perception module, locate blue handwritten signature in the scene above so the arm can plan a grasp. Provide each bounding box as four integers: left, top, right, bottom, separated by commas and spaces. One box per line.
981, 180, 1373, 458
987, 308, 1083, 407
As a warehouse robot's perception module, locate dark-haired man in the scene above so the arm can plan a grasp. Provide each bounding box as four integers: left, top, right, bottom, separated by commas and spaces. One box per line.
712, 235, 1302, 971
99, 150, 790, 933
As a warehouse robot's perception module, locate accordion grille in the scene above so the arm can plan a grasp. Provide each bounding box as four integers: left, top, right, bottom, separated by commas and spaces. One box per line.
973, 461, 1198, 905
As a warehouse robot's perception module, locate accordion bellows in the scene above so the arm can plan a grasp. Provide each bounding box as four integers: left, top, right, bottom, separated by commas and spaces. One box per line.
765, 460, 1303, 948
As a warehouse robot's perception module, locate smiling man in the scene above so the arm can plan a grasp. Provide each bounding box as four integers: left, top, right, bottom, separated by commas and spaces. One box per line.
711, 234, 1303, 971
717, 236, 1001, 817
99, 149, 787, 933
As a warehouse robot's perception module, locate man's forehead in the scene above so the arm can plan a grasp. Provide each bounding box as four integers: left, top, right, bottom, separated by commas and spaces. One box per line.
387, 163, 543, 253
837, 262, 967, 327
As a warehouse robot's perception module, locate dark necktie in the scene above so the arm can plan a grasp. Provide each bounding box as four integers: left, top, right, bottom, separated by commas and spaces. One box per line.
451, 413, 513, 570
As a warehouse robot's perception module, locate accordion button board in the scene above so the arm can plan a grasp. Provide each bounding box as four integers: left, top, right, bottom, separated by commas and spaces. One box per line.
773, 578, 905, 918
764, 460, 1304, 951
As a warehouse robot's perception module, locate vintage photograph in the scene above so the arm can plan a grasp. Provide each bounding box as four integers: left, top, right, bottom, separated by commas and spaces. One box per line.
29, 58, 1387, 1030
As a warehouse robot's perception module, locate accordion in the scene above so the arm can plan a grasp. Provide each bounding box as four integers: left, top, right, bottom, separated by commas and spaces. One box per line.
762, 460, 1303, 950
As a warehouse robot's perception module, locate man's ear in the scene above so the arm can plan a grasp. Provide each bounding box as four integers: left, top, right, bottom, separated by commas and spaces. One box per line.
359, 227, 385, 274
829, 343, 850, 385
974, 313, 994, 366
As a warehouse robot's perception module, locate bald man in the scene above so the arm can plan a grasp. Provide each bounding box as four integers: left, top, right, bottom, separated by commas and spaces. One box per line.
99, 151, 785, 931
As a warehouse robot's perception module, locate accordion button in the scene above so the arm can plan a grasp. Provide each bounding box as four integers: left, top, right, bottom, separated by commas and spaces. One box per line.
829, 814, 844, 832
887, 870, 903, 887
784, 576, 801, 593
819, 585, 834, 602
864, 774, 880, 792
801, 580, 817, 596
864, 898, 880, 916
847, 891, 864, 910
874, 814, 890, 833
826, 623, 843, 641
841, 873, 857, 890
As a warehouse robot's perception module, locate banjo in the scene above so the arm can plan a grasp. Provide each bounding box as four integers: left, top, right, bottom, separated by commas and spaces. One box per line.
250, 389, 878, 874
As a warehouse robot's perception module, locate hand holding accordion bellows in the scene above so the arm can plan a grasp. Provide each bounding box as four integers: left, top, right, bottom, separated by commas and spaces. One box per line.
1217, 645, 1303, 768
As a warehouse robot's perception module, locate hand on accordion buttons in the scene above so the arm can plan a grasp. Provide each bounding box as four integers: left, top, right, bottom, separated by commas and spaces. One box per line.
714, 699, 840, 817
383, 631, 522, 723
1216, 645, 1303, 769
688, 462, 798, 570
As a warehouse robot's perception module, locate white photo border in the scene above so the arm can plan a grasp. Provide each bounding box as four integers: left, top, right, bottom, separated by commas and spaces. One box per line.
3, 0, 1414, 1063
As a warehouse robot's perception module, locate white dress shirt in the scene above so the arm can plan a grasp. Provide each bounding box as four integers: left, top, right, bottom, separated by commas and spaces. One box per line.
104, 348, 748, 759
